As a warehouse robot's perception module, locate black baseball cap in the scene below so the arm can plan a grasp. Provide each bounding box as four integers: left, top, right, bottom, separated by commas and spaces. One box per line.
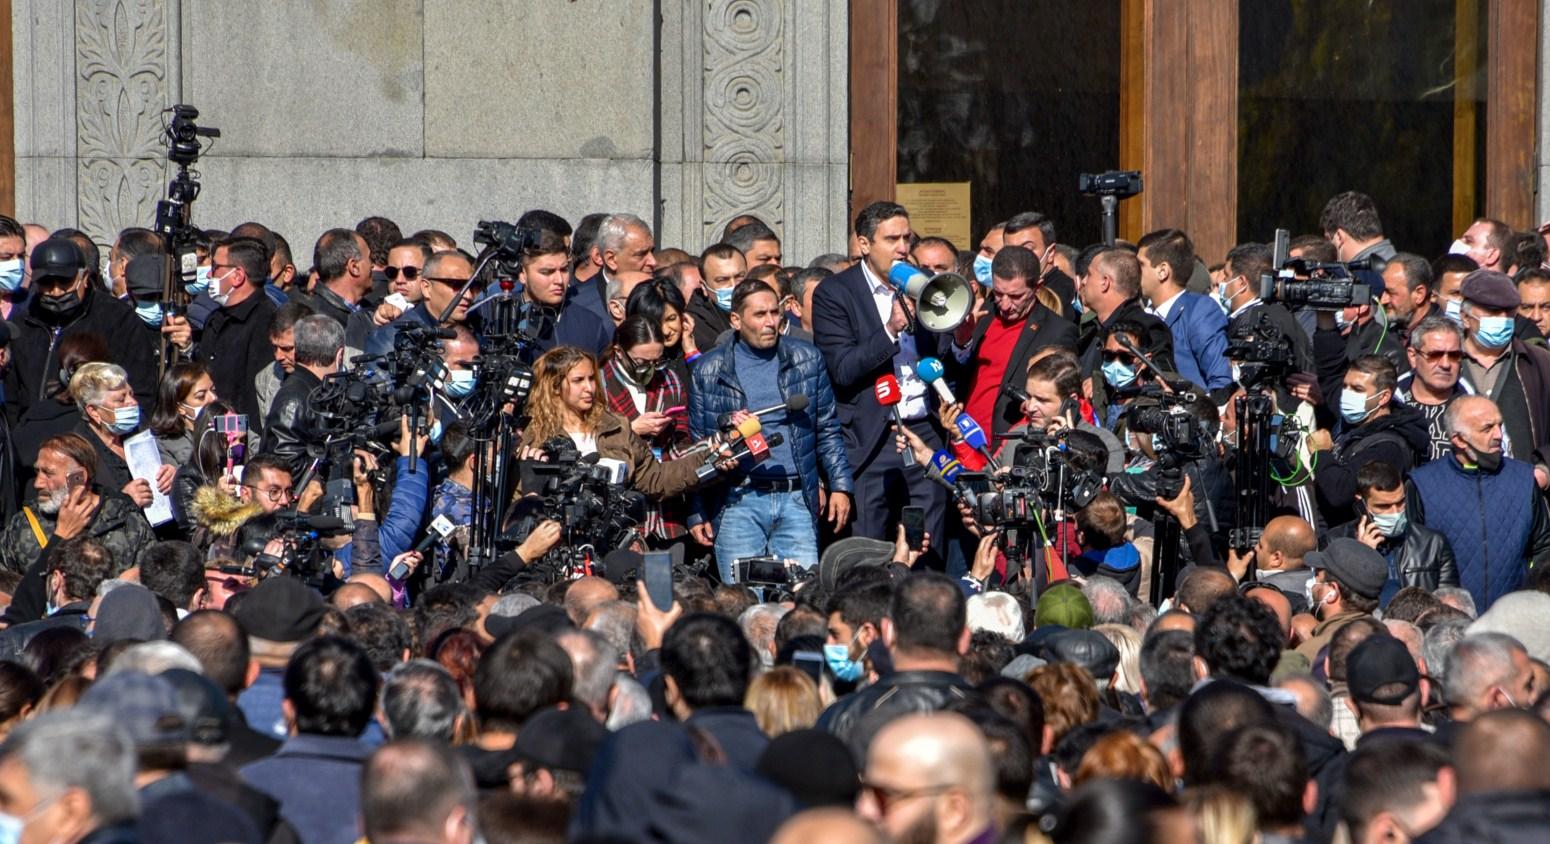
1347, 634, 1420, 705
511, 706, 606, 773
1306, 538, 1387, 600
29, 238, 84, 282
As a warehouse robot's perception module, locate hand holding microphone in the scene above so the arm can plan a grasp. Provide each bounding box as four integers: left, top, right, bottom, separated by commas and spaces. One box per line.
875, 374, 915, 466
953, 413, 1000, 471
696, 430, 785, 480
684, 416, 762, 457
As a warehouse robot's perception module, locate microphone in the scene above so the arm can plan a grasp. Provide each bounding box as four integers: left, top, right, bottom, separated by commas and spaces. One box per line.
696, 431, 786, 480
684, 416, 762, 456
875, 374, 916, 466
916, 357, 957, 405
924, 450, 968, 501
716, 394, 809, 430
413, 514, 458, 555
954, 413, 1000, 471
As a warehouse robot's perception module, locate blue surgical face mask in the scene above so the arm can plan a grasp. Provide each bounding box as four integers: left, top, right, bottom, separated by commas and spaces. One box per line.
186, 264, 212, 296
445, 369, 477, 398
1102, 360, 1137, 390
1339, 390, 1375, 424
1371, 510, 1407, 538
1474, 315, 1514, 349
823, 642, 864, 683
972, 254, 994, 287
1334, 309, 1351, 330
1444, 298, 1463, 323
0, 259, 22, 293
428, 420, 444, 445
713, 285, 735, 312
102, 403, 140, 435
134, 301, 163, 327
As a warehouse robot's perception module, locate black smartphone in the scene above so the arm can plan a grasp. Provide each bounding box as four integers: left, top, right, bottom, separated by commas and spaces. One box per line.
901, 506, 926, 551
792, 650, 824, 683
644, 551, 674, 612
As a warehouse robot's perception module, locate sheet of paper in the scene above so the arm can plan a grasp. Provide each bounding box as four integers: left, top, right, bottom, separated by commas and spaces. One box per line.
124, 430, 173, 526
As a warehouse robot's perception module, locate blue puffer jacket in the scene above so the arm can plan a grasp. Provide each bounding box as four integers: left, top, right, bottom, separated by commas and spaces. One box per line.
1411, 454, 1540, 610
689, 336, 854, 523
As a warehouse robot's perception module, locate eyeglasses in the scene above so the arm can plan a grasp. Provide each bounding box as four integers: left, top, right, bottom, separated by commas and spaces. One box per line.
625, 353, 668, 372
1418, 349, 1463, 363
384, 266, 420, 281
243, 484, 293, 504
426, 276, 482, 291
857, 780, 955, 815
1101, 351, 1137, 365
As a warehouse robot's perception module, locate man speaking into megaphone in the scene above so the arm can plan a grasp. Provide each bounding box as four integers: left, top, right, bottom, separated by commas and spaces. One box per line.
941, 245, 1080, 447
810, 201, 956, 543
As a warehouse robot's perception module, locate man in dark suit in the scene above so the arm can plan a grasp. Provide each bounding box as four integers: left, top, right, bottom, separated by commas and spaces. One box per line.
517, 229, 612, 358
1003, 211, 1078, 310
812, 202, 947, 541
945, 246, 1078, 447
1077, 247, 1176, 377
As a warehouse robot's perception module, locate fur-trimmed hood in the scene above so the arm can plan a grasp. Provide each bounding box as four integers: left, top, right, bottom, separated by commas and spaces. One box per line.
189, 485, 263, 536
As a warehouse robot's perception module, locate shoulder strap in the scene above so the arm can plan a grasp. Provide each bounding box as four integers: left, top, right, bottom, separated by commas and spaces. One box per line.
21, 507, 47, 550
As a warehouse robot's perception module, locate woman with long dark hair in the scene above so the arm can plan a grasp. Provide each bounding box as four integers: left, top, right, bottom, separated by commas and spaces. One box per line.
150, 361, 218, 464
626, 278, 700, 387
598, 315, 693, 545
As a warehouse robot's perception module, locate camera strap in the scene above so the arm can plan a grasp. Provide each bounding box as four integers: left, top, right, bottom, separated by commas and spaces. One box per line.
22, 507, 46, 550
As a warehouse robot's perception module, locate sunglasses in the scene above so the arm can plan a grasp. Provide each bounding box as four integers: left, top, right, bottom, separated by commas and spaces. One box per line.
384, 266, 420, 281
1101, 351, 1137, 365
1418, 350, 1463, 363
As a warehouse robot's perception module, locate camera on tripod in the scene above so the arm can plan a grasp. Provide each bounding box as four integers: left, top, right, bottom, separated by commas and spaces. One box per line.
1225, 314, 1296, 391
1078, 170, 1143, 198
968, 429, 1103, 527
165, 105, 220, 168
1125, 391, 1207, 498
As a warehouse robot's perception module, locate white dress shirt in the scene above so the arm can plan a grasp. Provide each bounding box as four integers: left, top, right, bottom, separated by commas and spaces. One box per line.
861, 261, 928, 420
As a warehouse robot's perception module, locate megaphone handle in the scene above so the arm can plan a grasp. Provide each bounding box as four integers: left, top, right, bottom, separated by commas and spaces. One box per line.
895, 292, 917, 334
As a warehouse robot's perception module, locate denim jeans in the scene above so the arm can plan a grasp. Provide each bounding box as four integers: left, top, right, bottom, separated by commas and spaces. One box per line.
713, 487, 818, 583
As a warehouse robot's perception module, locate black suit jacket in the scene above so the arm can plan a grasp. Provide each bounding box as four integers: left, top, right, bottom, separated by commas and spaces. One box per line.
957, 303, 1079, 444
810, 263, 945, 472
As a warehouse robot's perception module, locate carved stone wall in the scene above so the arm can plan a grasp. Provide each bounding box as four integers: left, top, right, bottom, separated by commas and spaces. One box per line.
12, 0, 849, 263
74, 0, 176, 248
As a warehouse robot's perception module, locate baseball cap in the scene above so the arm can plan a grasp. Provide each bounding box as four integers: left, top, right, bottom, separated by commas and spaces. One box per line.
511, 706, 607, 774
125, 253, 167, 300
1305, 538, 1387, 600
1347, 635, 1420, 705
29, 238, 84, 282
1036, 628, 1120, 681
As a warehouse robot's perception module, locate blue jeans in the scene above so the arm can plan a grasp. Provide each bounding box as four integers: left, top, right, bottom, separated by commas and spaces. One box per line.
713, 487, 819, 583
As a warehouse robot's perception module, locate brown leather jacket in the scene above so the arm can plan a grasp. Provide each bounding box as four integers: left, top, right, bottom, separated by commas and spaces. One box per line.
592, 411, 706, 501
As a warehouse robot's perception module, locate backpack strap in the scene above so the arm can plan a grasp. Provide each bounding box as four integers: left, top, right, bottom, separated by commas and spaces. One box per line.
21, 506, 47, 550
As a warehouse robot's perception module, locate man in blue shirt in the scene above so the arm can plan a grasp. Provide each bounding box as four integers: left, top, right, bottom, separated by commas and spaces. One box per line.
690, 279, 853, 582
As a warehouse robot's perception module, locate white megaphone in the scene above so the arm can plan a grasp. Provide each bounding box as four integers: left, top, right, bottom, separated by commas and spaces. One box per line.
886, 262, 974, 333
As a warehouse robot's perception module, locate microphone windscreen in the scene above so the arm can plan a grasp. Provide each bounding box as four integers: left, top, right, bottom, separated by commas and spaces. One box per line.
735, 416, 764, 438
786, 394, 810, 412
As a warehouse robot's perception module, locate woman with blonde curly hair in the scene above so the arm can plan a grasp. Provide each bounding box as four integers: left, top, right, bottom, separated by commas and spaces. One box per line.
744, 666, 822, 737
521, 346, 707, 502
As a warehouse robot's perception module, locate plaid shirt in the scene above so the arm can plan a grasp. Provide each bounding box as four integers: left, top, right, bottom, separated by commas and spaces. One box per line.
600, 356, 693, 539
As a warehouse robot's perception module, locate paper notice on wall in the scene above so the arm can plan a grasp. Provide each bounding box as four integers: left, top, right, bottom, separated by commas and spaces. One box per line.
895, 182, 972, 253
124, 430, 173, 526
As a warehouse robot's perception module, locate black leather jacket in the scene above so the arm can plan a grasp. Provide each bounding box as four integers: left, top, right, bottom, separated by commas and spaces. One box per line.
261, 368, 323, 477
1328, 519, 1460, 592
817, 669, 974, 759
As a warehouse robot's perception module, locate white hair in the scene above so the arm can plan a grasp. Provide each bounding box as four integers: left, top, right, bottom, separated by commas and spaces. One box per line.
966, 592, 1025, 641
1434, 586, 1478, 619
490, 592, 540, 619
597, 214, 652, 255
738, 603, 790, 669
105, 641, 202, 676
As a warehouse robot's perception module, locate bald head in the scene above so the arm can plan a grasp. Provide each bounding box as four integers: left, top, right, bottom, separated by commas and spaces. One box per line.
1245, 587, 1292, 642
1259, 517, 1316, 569
565, 577, 617, 626
348, 573, 393, 603
1150, 609, 1196, 636
1454, 709, 1550, 793
332, 582, 382, 610
771, 809, 887, 844
861, 713, 994, 840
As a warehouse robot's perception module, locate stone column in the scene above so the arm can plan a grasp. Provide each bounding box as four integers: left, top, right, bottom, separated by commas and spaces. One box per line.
660, 0, 850, 260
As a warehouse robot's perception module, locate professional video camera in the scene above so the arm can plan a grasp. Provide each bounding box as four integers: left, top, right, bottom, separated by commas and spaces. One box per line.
1225, 313, 1296, 391
154, 104, 220, 376
1079, 169, 1143, 246
240, 510, 351, 587
1124, 391, 1206, 498
979, 429, 1103, 519
1258, 256, 1376, 310
512, 437, 648, 581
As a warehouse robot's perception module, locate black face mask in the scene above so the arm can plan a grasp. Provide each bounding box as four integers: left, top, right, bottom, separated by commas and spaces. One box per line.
1473, 448, 1504, 473
35, 289, 82, 319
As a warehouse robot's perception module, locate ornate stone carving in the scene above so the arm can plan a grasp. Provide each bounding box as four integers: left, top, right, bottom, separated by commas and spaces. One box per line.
702, 0, 785, 244
76, 0, 171, 247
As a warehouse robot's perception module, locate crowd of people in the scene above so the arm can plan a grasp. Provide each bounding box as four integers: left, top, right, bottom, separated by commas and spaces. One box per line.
0, 191, 1544, 843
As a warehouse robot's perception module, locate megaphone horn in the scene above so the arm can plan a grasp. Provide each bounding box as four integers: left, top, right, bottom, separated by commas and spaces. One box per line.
888, 263, 973, 333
